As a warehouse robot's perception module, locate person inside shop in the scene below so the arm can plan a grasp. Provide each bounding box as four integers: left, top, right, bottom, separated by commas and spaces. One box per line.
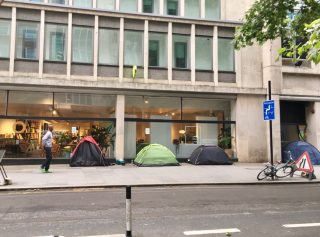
41, 125, 54, 173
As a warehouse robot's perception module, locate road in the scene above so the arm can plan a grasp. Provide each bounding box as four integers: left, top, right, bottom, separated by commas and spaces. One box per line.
0, 184, 320, 237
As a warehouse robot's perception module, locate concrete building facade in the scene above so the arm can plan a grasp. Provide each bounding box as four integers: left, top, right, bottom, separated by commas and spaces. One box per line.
0, 0, 319, 163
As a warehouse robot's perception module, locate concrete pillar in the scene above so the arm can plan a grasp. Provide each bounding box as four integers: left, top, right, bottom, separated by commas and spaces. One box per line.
119, 18, 124, 80
115, 95, 125, 162
220, 0, 226, 20
9, 7, 16, 77
138, 0, 143, 12
190, 24, 195, 85
144, 20, 149, 82
67, 12, 72, 79
93, 0, 97, 8
39, 10, 45, 78
200, 0, 205, 18
180, 0, 185, 17
159, 0, 164, 15
93, 15, 99, 80
213, 26, 218, 84
236, 95, 268, 162
306, 102, 320, 149
262, 39, 282, 162
116, 0, 120, 10
168, 22, 172, 84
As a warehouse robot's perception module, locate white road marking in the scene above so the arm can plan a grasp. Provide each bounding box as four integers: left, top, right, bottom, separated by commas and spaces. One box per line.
184, 228, 241, 235
283, 223, 320, 228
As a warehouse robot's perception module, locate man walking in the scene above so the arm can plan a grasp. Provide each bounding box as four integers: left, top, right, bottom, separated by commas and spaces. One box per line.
41, 125, 54, 173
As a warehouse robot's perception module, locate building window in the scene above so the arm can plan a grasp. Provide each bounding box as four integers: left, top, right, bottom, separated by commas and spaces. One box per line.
124, 31, 143, 66
196, 36, 212, 70
72, 27, 93, 63
48, 0, 68, 4
99, 28, 119, 65
173, 35, 189, 69
149, 33, 167, 67
143, 0, 153, 13
73, 0, 92, 8
205, 0, 220, 20
97, 0, 115, 10
120, 0, 138, 13
0, 20, 11, 58
218, 38, 234, 72
45, 24, 67, 62
166, 0, 179, 15
16, 21, 39, 60
185, 0, 200, 18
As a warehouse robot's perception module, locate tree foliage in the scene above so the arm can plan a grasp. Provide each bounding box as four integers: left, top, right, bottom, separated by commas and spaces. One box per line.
234, 0, 320, 64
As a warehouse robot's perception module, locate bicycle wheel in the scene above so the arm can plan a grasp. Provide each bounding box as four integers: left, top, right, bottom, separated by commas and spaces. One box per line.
257, 167, 271, 180
276, 165, 293, 178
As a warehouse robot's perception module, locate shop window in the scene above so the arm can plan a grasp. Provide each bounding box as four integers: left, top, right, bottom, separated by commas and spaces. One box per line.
0, 20, 11, 58
173, 35, 189, 69
196, 36, 212, 70
45, 24, 67, 62
72, 26, 93, 63
7, 91, 53, 117
73, 0, 92, 8
149, 33, 167, 67
185, 0, 200, 18
16, 21, 39, 60
166, 0, 179, 15
54, 93, 116, 118
97, 0, 115, 10
124, 31, 143, 66
205, 0, 220, 20
218, 38, 234, 72
48, 0, 68, 4
120, 0, 138, 13
143, 0, 153, 13
99, 28, 119, 65
0, 91, 6, 115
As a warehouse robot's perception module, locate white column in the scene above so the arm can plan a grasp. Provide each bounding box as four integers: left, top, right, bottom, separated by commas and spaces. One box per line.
180, 0, 185, 17
93, 15, 99, 80
168, 22, 172, 84
116, 0, 120, 10
9, 7, 16, 77
93, 0, 97, 8
138, 0, 143, 12
115, 95, 125, 162
191, 24, 195, 85
200, 0, 205, 18
213, 26, 218, 85
67, 12, 72, 79
39, 10, 45, 78
69, 0, 73, 6
159, 0, 164, 15
119, 18, 124, 80
220, 0, 226, 20
144, 20, 149, 82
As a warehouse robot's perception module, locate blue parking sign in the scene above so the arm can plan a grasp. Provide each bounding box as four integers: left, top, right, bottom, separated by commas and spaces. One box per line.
263, 100, 275, 120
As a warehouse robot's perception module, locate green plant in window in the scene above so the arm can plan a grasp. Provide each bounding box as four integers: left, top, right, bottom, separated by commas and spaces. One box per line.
57, 132, 73, 146
218, 128, 233, 149
90, 123, 116, 152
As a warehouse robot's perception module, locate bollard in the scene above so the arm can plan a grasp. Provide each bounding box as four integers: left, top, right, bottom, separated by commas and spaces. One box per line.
126, 186, 132, 237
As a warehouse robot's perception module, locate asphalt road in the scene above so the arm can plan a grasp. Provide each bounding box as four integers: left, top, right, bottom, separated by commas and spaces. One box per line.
0, 184, 320, 237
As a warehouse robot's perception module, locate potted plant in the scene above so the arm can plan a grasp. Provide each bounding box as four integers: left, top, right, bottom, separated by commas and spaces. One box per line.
90, 123, 116, 158
218, 128, 233, 158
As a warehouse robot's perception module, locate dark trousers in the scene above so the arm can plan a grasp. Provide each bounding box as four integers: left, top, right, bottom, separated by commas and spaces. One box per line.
41, 147, 52, 171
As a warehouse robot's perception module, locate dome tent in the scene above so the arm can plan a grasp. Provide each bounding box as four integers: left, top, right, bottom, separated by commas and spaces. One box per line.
70, 136, 105, 167
134, 144, 179, 167
188, 145, 232, 165
282, 141, 320, 165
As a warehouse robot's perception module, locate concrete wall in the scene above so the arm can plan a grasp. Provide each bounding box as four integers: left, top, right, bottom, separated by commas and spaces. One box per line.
306, 102, 320, 150
236, 94, 268, 162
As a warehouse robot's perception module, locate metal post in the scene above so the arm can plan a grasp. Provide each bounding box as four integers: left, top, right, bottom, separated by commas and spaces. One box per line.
268, 81, 274, 180
126, 186, 132, 237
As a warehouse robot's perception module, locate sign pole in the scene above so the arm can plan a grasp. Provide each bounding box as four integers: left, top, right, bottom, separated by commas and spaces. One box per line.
268, 81, 274, 180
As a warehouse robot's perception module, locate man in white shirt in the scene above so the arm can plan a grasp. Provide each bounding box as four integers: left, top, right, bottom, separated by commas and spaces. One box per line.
41, 125, 54, 173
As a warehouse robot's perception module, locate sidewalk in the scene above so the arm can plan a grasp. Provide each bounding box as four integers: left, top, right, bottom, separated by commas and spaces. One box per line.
1, 163, 319, 191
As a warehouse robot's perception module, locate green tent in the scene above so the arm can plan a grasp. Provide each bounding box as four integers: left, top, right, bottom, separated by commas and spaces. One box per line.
134, 144, 180, 167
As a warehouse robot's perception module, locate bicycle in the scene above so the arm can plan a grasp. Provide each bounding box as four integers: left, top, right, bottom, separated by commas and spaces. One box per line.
257, 154, 297, 180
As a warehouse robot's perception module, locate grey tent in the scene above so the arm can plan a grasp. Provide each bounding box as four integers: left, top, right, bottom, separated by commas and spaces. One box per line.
188, 145, 232, 165
70, 136, 105, 167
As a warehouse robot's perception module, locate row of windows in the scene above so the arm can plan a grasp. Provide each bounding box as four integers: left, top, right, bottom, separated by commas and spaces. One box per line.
0, 20, 234, 71
25, 0, 220, 20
